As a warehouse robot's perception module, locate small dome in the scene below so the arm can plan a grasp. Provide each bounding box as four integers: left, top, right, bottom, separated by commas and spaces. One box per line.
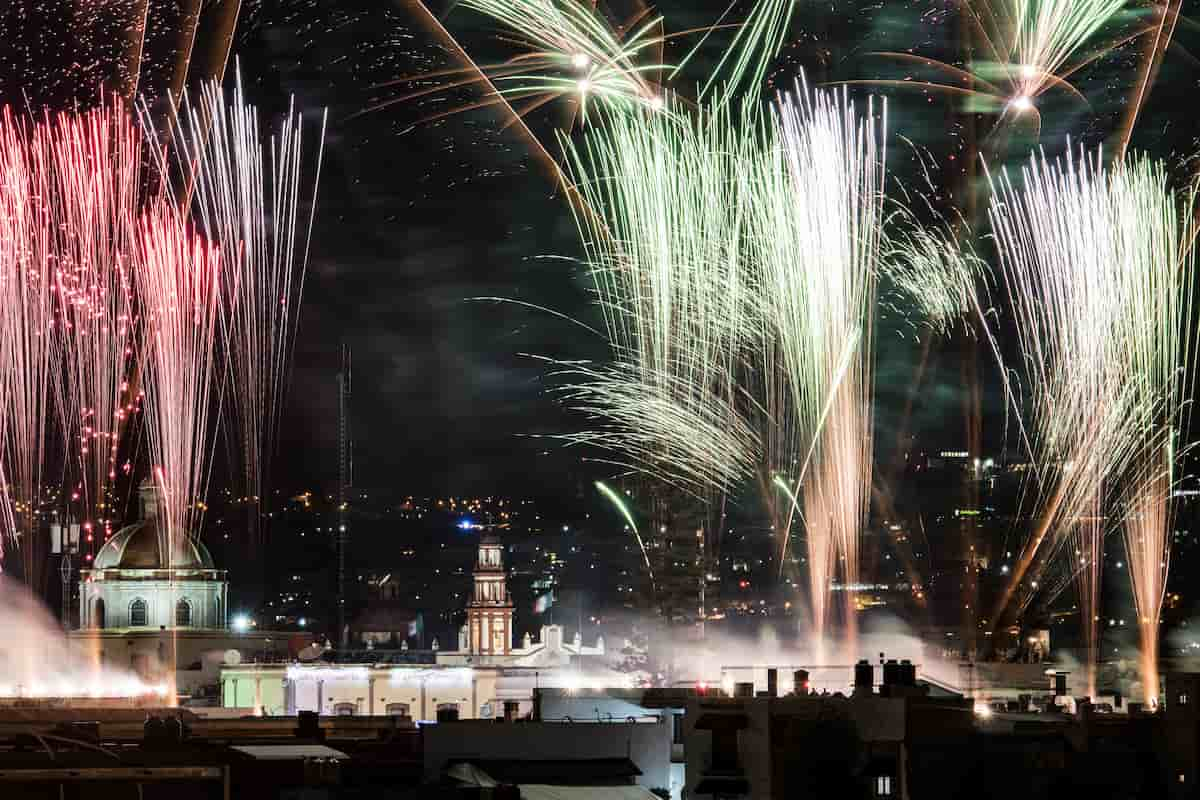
92, 482, 214, 570
92, 519, 214, 570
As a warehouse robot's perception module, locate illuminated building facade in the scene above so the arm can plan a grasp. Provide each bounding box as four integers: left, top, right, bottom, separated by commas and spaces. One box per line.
221, 532, 606, 717
464, 534, 513, 655
78, 482, 227, 631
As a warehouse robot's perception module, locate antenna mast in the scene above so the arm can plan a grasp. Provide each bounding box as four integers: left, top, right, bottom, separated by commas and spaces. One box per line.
337, 344, 352, 648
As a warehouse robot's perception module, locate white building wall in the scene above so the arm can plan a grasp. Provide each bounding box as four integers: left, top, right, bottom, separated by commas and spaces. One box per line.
223, 664, 568, 722
80, 577, 226, 630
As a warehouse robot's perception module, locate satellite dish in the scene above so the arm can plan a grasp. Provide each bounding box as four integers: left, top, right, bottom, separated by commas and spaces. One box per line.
297, 643, 325, 662
223, 649, 242, 666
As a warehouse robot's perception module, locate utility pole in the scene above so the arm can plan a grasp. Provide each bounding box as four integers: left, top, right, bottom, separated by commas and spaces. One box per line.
337, 344, 352, 649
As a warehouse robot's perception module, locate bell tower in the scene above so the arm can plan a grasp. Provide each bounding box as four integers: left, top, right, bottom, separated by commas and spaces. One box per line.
467, 534, 514, 655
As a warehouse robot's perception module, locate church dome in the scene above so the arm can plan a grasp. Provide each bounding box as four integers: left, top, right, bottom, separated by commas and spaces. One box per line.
91, 481, 214, 570
92, 518, 215, 570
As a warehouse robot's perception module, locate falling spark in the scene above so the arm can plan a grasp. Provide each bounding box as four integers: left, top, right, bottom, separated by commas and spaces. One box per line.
596, 480, 654, 588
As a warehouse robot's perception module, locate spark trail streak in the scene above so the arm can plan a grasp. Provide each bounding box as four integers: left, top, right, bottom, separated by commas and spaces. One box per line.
596, 480, 654, 589
153, 75, 326, 531
677, 0, 795, 101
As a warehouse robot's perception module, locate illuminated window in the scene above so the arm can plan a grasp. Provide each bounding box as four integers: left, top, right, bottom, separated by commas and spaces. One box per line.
129, 597, 148, 627
175, 599, 191, 627
386, 703, 410, 717
1181, 694, 1189, 705
334, 703, 355, 716
875, 776, 893, 797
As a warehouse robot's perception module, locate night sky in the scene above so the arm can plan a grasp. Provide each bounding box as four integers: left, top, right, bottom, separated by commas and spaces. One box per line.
2, 0, 1199, 502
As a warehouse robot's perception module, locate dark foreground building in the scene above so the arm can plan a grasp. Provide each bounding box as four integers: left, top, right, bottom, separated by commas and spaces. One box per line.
6, 670, 1200, 799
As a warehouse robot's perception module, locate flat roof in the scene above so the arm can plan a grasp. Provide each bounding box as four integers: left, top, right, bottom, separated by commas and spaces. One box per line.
230, 744, 349, 761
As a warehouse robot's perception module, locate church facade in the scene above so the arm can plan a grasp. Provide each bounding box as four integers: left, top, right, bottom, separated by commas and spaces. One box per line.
79, 482, 228, 631
69, 482, 281, 697
220, 533, 608, 717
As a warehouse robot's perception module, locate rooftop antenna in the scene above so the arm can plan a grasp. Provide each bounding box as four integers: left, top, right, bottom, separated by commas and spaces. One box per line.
337, 343, 353, 648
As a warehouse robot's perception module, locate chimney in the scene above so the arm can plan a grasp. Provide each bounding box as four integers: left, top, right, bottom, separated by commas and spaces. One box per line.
854, 660, 873, 697
882, 659, 900, 689
294, 710, 324, 741
766, 668, 778, 698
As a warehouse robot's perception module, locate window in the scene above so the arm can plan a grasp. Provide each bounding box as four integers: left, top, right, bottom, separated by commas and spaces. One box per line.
175, 598, 192, 627
673, 713, 685, 745
334, 703, 356, 716
386, 703, 410, 717
875, 776, 893, 797
129, 597, 148, 627
1181, 694, 1189, 706
93, 598, 106, 629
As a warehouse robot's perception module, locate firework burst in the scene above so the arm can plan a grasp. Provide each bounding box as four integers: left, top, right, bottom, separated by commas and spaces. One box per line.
853, 0, 1138, 139
150, 73, 326, 533
753, 81, 886, 651
985, 148, 1197, 699
558, 97, 761, 497
373, 0, 670, 131
0, 110, 64, 584
44, 103, 144, 550
134, 206, 222, 565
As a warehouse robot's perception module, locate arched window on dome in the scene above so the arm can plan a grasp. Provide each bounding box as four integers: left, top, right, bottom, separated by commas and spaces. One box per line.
175, 598, 192, 627
129, 597, 148, 627
93, 597, 106, 629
